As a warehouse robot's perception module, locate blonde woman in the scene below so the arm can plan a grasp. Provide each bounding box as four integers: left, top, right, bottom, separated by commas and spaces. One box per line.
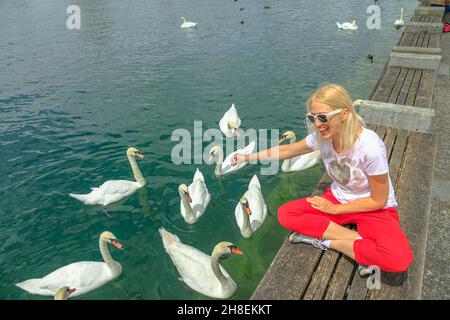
232, 84, 413, 273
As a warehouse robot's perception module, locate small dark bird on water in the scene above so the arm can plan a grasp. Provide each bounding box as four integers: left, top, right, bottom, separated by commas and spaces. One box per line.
240, 20, 244, 25
240, 8, 244, 11
367, 54, 374, 63
264, 6, 271, 9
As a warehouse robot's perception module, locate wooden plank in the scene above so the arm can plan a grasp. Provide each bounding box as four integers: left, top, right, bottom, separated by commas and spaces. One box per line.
420, 32, 429, 47
429, 15, 442, 23
411, 33, 420, 47
346, 269, 369, 300
389, 129, 409, 189
388, 68, 408, 104
415, 70, 436, 109
302, 250, 340, 300
376, 125, 387, 141
251, 174, 333, 300
405, 69, 423, 106
396, 68, 415, 105
368, 132, 435, 299
416, 32, 426, 47
400, 32, 414, 47
324, 255, 356, 300
371, 67, 402, 103
428, 34, 439, 48
368, 61, 389, 100
384, 127, 398, 160
422, 33, 430, 48
250, 240, 323, 299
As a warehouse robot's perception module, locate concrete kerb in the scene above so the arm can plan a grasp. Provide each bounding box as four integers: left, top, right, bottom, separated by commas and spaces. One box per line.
405, 22, 444, 34
393, 46, 442, 55
357, 100, 435, 134
389, 52, 442, 70
415, 6, 446, 17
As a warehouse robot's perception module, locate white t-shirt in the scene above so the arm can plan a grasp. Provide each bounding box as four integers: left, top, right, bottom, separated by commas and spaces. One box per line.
305, 127, 398, 208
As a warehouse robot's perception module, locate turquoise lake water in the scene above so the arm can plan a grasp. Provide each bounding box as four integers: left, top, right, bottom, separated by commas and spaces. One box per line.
0, 0, 416, 299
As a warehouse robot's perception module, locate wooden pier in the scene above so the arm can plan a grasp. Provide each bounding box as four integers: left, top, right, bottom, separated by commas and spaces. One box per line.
251, 2, 445, 300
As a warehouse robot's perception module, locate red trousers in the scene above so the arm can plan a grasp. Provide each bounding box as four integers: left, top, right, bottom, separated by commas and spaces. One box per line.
277, 187, 414, 272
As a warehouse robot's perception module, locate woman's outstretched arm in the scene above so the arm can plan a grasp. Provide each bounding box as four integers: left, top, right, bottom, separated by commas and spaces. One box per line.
232, 138, 314, 165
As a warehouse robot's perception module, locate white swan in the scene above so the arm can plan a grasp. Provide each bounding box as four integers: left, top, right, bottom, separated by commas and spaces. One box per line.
16, 231, 123, 298
159, 227, 243, 299
219, 103, 241, 138
394, 8, 405, 27
208, 141, 256, 176
235, 175, 267, 238
179, 169, 211, 224
336, 20, 358, 30
279, 131, 321, 172
54, 287, 76, 300
69, 147, 146, 207
181, 17, 197, 28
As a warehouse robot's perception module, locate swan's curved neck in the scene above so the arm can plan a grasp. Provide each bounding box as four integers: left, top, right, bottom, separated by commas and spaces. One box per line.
99, 239, 119, 273
211, 251, 230, 288
214, 148, 224, 176
281, 135, 297, 172
180, 191, 194, 218
241, 208, 252, 238
400, 9, 404, 20
128, 155, 146, 187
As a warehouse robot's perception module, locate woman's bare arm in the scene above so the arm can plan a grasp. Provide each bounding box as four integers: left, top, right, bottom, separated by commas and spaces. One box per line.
233, 138, 315, 165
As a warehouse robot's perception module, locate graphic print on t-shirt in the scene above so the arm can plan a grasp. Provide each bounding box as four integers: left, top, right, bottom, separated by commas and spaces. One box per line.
328, 158, 366, 187
329, 158, 351, 185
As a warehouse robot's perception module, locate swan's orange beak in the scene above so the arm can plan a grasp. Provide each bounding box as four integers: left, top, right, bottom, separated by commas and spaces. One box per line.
185, 193, 192, 203
231, 247, 243, 255
234, 129, 241, 137
278, 136, 286, 144
135, 152, 144, 158
68, 288, 76, 294
111, 239, 124, 250
244, 204, 252, 216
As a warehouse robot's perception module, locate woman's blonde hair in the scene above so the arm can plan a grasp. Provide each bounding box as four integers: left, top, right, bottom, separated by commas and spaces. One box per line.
306, 84, 365, 153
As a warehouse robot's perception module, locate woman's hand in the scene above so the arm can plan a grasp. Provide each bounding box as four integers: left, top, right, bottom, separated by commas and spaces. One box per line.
231, 153, 248, 166
307, 196, 337, 214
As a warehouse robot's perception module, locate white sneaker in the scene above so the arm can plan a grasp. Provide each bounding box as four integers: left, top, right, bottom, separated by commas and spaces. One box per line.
357, 264, 374, 277
288, 232, 328, 250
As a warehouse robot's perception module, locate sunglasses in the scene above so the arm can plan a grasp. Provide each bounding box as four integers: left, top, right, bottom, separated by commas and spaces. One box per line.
306, 109, 343, 124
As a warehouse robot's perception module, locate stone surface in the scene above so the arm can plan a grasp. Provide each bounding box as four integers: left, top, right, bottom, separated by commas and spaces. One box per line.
422, 25, 450, 300
358, 100, 435, 133
389, 52, 442, 70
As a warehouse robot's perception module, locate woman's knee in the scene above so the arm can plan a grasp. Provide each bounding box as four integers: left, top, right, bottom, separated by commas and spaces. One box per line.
277, 202, 294, 229
374, 244, 414, 273
355, 238, 414, 272
277, 199, 310, 229
386, 246, 414, 272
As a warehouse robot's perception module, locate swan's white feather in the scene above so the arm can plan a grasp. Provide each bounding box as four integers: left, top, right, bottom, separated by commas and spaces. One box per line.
159, 228, 236, 298
219, 104, 241, 138
180, 169, 211, 223
235, 175, 267, 237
